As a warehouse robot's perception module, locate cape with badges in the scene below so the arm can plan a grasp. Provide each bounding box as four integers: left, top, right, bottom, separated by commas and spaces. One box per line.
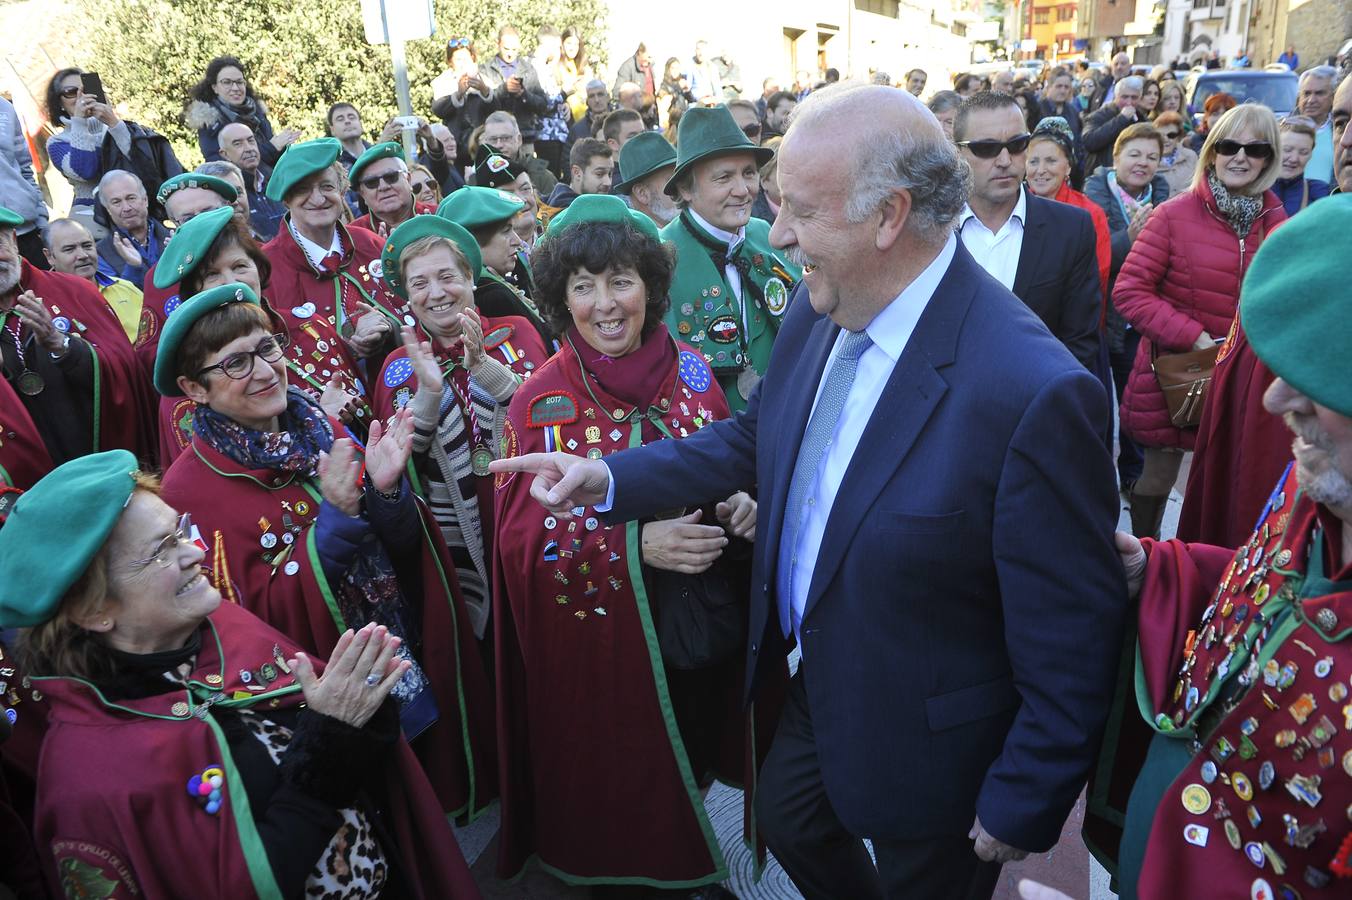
1124, 466, 1352, 898
660, 213, 800, 412
17, 263, 157, 465
159, 421, 496, 819
32, 601, 479, 899
492, 332, 778, 884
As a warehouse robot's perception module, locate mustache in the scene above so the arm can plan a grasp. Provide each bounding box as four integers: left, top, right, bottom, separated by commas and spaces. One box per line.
1285, 412, 1334, 452
783, 245, 814, 269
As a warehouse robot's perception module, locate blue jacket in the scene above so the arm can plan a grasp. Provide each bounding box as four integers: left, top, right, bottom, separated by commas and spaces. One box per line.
1272, 174, 1330, 218
606, 242, 1127, 850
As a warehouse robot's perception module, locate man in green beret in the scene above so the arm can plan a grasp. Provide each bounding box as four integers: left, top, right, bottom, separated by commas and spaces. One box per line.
661, 105, 802, 411
1110, 195, 1352, 899
347, 142, 436, 238
612, 131, 678, 227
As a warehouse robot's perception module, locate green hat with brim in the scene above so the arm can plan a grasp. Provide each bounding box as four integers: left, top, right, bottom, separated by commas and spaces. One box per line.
0, 450, 138, 628
612, 132, 678, 194
265, 137, 342, 202
153, 281, 261, 397
153, 206, 234, 290
381, 214, 483, 299
156, 173, 238, 207
1241, 194, 1352, 418
348, 142, 407, 189
543, 193, 661, 244
664, 106, 775, 198
0, 206, 25, 228
437, 185, 525, 233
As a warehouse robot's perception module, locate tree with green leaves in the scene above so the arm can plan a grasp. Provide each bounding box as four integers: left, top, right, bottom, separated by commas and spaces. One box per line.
75, 0, 607, 166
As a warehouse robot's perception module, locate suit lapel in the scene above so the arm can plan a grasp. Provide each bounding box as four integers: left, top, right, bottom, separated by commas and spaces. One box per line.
1011, 189, 1045, 299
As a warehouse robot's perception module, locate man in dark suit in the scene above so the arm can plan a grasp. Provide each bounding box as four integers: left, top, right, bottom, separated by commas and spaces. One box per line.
492, 83, 1127, 898
956, 92, 1102, 376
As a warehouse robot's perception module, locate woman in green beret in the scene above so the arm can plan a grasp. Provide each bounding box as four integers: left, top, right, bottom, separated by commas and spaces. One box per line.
0, 450, 479, 897
155, 282, 496, 820
491, 195, 779, 890
439, 185, 555, 349
369, 215, 548, 648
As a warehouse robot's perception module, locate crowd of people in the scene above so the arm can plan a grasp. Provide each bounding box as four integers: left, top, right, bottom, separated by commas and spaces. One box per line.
0, 22, 1351, 900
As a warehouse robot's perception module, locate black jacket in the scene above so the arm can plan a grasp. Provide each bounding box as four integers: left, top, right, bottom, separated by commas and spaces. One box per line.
1081, 103, 1138, 172
478, 56, 550, 141
97, 120, 184, 223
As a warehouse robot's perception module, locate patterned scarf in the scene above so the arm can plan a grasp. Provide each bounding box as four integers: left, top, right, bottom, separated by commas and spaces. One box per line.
193, 386, 334, 476
1207, 169, 1264, 239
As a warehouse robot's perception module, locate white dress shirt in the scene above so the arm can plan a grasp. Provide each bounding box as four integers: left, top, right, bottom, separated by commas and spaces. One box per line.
780, 233, 958, 647
687, 208, 745, 303
958, 187, 1026, 291
287, 220, 342, 272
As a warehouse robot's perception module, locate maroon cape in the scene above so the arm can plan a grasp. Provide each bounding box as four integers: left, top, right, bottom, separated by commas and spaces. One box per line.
1176, 315, 1292, 549
492, 333, 780, 885
160, 423, 495, 818
32, 600, 478, 899
0, 373, 52, 489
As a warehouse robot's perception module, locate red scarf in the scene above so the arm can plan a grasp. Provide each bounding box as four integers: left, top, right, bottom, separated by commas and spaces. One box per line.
568, 322, 676, 411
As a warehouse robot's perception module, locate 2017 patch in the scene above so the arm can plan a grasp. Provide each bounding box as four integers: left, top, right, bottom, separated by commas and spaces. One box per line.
526, 391, 579, 428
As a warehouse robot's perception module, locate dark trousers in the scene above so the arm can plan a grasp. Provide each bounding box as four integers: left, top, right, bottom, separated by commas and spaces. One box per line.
755, 670, 1003, 900
535, 139, 566, 180
1110, 326, 1143, 485
16, 229, 48, 270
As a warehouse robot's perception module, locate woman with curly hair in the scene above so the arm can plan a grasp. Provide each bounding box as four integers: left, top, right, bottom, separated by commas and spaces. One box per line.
184, 56, 299, 167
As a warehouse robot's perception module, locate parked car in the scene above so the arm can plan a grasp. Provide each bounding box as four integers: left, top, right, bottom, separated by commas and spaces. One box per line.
1183, 68, 1298, 125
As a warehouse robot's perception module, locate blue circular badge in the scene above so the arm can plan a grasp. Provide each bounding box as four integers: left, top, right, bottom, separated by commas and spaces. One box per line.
52, 316, 71, 333
678, 350, 712, 393
163, 295, 181, 317
383, 357, 414, 388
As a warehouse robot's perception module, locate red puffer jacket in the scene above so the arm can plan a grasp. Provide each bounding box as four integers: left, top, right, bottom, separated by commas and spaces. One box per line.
1114, 176, 1285, 449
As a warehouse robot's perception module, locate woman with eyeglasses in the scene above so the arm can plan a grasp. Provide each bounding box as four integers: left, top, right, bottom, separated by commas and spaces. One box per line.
185, 56, 299, 169
1272, 115, 1331, 217
0, 450, 480, 898
1114, 104, 1286, 539
1151, 112, 1198, 196
152, 275, 496, 822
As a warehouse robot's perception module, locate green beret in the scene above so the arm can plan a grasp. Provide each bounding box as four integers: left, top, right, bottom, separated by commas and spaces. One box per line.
1241, 194, 1352, 418
156, 172, 238, 207
153, 206, 234, 290
612, 132, 678, 194
154, 282, 261, 397
0, 450, 138, 628
437, 185, 525, 232
543, 193, 661, 244
348, 142, 407, 188
665, 106, 774, 197
380, 215, 483, 299
265, 137, 341, 202
0, 206, 24, 228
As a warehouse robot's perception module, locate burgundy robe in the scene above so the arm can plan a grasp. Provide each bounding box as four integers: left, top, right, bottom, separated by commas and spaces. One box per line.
0, 373, 52, 489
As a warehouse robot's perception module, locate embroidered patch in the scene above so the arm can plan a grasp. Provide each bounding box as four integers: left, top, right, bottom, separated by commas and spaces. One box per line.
394, 386, 412, 410
496, 418, 520, 490
764, 276, 788, 315
383, 357, 414, 388
291, 302, 316, 319
526, 391, 579, 428
172, 398, 197, 451
134, 307, 158, 348
678, 350, 712, 393
488, 155, 511, 173
51, 839, 140, 897
708, 315, 740, 343
163, 294, 182, 317
483, 324, 514, 349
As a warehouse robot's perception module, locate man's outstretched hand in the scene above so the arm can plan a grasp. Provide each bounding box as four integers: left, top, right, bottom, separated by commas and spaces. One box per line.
488, 452, 612, 516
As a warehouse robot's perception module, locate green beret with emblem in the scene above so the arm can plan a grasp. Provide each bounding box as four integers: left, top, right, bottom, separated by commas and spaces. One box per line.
265, 137, 342, 202
348, 142, 407, 188
0, 450, 139, 627
612, 132, 678, 194
0, 206, 24, 228
156, 172, 239, 207
1242, 194, 1352, 418
153, 281, 261, 397
437, 185, 525, 232
543, 193, 661, 244
153, 206, 235, 290
665, 105, 775, 198
381, 214, 483, 299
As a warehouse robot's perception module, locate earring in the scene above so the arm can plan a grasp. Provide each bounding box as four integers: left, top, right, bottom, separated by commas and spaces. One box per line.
101, 620, 111, 627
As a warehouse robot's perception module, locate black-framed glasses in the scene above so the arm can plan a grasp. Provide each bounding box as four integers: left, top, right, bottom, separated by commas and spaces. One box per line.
1214, 139, 1274, 160
129, 513, 194, 570
216, 77, 246, 89
359, 171, 403, 190
957, 134, 1032, 159
742, 123, 761, 138
195, 333, 289, 381
59, 85, 81, 99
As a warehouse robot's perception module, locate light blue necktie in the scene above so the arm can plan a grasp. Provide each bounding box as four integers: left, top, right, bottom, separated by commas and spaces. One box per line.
777, 328, 874, 639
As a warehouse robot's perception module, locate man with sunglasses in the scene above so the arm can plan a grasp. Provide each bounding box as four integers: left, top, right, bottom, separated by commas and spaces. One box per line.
346, 143, 435, 238
956, 93, 1105, 388
218, 122, 285, 242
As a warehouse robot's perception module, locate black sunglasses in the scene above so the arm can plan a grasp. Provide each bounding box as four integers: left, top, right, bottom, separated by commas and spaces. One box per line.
1214, 139, 1274, 160
359, 171, 404, 190
742, 123, 761, 138
196, 334, 289, 381
59, 86, 81, 99
957, 134, 1032, 159
1161, 130, 1181, 140
410, 180, 436, 193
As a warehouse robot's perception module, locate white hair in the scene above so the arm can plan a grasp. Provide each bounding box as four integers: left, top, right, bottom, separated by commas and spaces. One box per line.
95, 169, 145, 199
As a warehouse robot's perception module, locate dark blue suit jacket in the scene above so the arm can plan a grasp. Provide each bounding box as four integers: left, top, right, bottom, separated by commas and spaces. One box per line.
607, 242, 1127, 851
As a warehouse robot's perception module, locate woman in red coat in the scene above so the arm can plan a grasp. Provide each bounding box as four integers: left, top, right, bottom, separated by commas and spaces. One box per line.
1114, 104, 1286, 538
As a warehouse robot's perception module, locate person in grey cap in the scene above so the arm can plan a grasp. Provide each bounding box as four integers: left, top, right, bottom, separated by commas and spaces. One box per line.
611, 130, 678, 226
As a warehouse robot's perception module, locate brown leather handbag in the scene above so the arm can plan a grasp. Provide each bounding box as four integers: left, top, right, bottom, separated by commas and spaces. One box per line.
1152, 342, 1220, 429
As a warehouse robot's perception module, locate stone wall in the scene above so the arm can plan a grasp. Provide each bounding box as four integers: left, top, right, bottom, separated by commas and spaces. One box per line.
1284, 0, 1352, 68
